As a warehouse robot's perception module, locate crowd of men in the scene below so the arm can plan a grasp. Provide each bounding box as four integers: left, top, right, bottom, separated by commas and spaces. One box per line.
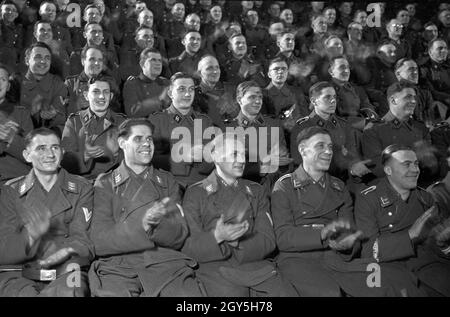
0, 0, 450, 297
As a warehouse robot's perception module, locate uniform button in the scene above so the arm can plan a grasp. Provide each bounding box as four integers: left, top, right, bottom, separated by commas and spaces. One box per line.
389, 224, 393, 228
64, 234, 69, 238
302, 212, 306, 215
388, 212, 393, 216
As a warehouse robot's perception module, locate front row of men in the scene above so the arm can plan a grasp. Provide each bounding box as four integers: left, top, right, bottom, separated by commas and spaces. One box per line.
0, 117, 449, 297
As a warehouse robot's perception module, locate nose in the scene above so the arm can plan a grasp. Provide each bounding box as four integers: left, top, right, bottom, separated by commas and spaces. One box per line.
324, 147, 333, 155
410, 163, 420, 173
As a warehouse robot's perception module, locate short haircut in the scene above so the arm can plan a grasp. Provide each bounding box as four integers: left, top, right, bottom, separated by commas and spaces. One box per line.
328, 55, 348, 71
135, 25, 153, 37
33, 20, 51, 35
118, 118, 155, 139
1, 0, 19, 11
197, 54, 218, 71
309, 81, 334, 100
170, 72, 194, 87
228, 32, 245, 42
394, 58, 416, 72
295, 126, 331, 149
84, 4, 100, 14
25, 42, 52, 63
276, 30, 295, 41
423, 21, 438, 29
324, 34, 342, 47
84, 22, 102, 33
39, 1, 56, 11
139, 47, 161, 67
80, 45, 103, 61
428, 38, 447, 51
381, 144, 414, 166
386, 81, 415, 100
181, 28, 201, 39
87, 75, 112, 89
24, 127, 60, 148
0, 62, 12, 76
236, 80, 261, 100
268, 56, 288, 69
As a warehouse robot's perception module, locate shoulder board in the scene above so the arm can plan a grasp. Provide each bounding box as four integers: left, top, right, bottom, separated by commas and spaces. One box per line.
277, 173, 292, 183
330, 176, 345, 192
15, 105, 26, 110
5, 175, 26, 187
93, 171, 113, 187
127, 75, 138, 81
114, 112, 127, 118
296, 116, 309, 125
360, 185, 377, 195
433, 121, 450, 129
68, 174, 91, 187
67, 111, 82, 119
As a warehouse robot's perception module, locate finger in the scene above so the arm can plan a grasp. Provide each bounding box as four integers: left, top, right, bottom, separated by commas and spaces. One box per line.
360, 159, 373, 165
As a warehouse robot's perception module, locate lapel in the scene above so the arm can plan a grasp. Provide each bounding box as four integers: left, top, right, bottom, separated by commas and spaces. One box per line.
48, 169, 74, 217
166, 105, 196, 126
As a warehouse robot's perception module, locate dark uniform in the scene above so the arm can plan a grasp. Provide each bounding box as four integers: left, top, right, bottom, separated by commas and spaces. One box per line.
428, 175, 450, 220
159, 18, 185, 59
19, 71, 68, 133
60, 108, 126, 181
0, 169, 94, 296
0, 102, 33, 184
148, 105, 216, 188
290, 111, 361, 181
331, 80, 376, 119
0, 21, 24, 71
168, 50, 206, 78
362, 111, 431, 179
123, 73, 170, 118
420, 57, 450, 112
431, 121, 450, 176
221, 54, 267, 87
182, 171, 295, 297
88, 162, 205, 297
383, 38, 412, 60
355, 178, 450, 296
262, 82, 309, 121
243, 24, 271, 62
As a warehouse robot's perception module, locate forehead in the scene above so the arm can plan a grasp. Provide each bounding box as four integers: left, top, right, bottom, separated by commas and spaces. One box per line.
89, 81, 110, 90
86, 48, 103, 57
319, 87, 336, 96
432, 40, 447, 49
281, 9, 292, 15
243, 86, 262, 95
173, 78, 194, 87
138, 28, 154, 36
399, 60, 417, 69
185, 32, 201, 39
305, 133, 332, 145
86, 7, 100, 14
381, 44, 396, 51
200, 57, 219, 68
145, 52, 161, 60
211, 6, 221, 11
41, 3, 56, 10
140, 10, 153, 17
187, 14, 200, 21
332, 58, 349, 67
269, 61, 288, 69
173, 3, 184, 9
31, 46, 51, 55
87, 24, 102, 31
398, 10, 409, 16
220, 137, 245, 154
0, 68, 9, 77
327, 38, 342, 46
391, 150, 417, 162
394, 87, 416, 97
37, 22, 52, 29
231, 35, 246, 43
280, 33, 294, 40
30, 134, 60, 146
130, 124, 152, 135
2, 4, 17, 10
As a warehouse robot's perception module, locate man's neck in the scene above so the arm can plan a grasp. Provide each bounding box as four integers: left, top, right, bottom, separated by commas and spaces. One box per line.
143, 72, 157, 80
390, 109, 409, 121
280, 51, 293, 58
185, 50, 197, 57
92, 109, 107, 117
232, 52, 245, 60
34, 170, 58, 192
173, 105, 191, 116
216, 167, 237, 186
242, 111, 257, 121
271, 81, 284, 89
315, 109, 331, 120
32, 72, 45, 81
303, 164, 325, 182
388, 177, 411, 201
201, 79, 217, 90
125, 160, 147, 175
431, 56, 445, 64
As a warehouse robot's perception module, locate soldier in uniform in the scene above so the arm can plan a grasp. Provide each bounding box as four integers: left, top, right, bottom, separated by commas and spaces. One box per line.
19, 42, 68, 134
61, 77, 126, 181
123, 48, 170, 118
89, 118, 205, 297
290, 82, 372, 183
383, 19, 412, 61
242, 9, 271, 62
362, 82, 436, 184
355, 144, 450, 296
0, 127, 94, 296
428, 146, 450, 220
181, 132, 296, 297
148, 72, 217, 188
168, 30, 205, 78
0, 64, 33, 184
0, 0, 24, 71
159, 1, 186, 59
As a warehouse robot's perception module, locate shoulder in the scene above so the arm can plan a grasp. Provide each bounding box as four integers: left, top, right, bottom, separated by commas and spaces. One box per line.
66, 172, 93, 192
153, 168, 177, 186
273, 173, 293, 192
124, 75, 140, 84
329, 175, 346, 192
4, 175, 26, 192
148, 110, 169, 122
93, 170, 114, 188
295, 116, 311, 126
64, 75, 78, 84
111, 111, 127, 121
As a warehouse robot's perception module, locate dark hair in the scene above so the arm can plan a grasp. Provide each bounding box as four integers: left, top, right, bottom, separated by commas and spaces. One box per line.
135, 25, 153, 37
25, 42, 52, 63
328, 55, 348, 71
268, 56, 288, 69
80, 45, 103, 61
84, 4, 100, 15
33, 20, 52, 35
139, 47, 161, 68
295, 126, 331, 149
87, 75, 112, 89
0, 0, 19, 12
394, 58, 416, 72
118, 118, 155, 139
24, 127, 60, 148
276, 30, 295, 40
386, 81, 415, 99
381, 144, 414, 166
428, 38, 447, 51
236, 80, 261, 100
309, 81, 334, 100
84, 21, 102, 33
170, 72, 194, 86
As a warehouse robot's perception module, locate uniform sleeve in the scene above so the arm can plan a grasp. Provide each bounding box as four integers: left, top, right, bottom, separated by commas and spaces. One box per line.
4, 109, 34, 161
123, 79, 141, 117
181, 186, 232, 262
232, 187, 277, 264
0, 187, 39, 265
355, 193, 415, 262
90, 176, 157, 257
361, 126, 384, 178
271, 180, 325, 252
63, 181, 95, 260
48, 78, 69, 132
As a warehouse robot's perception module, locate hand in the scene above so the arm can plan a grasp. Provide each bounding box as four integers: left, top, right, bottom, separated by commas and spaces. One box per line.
214, 215, 249, 244
40, 106, 58, 120
0, 121, 18, 143
105, 129, 120, 157
142, 198, 172, 231
409, 206, 437, 241
24, 208, 51, 247
350, 159, 373, 177
433, 218, 450, 248
38, 247, 75, 268
30, 95, 43, 115
84, 136, 105, 162
329, 230, 363, 251
321, 219, 352, 242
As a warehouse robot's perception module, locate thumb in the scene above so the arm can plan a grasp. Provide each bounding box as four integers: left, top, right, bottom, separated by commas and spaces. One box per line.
360, 159, 372, 165
217, 214, 224, 226
160, 197, 171, 205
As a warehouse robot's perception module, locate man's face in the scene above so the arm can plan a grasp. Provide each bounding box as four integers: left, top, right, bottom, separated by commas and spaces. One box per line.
135, 28, 154, 49
171, 3, 185, 20
300, 133, 333, 172
330, 58, 350, 82
311, 1, 325, 11
138, 10, 153, 27
82, 48, 103, 77
24, 134, 63, 174
142, 52, 162, 78
277, 33, 295, 52
229, 35, 247, 57
348, 23, 363, 41
241, 1, 254, 10
324, 8, 336, 25
396, 60, 419, 84
185, 14, 201, 32
238, 86, 263, 117
199, 56, 220, 84
397, 10, 410, 25
85, 81, 112, 114
313, 87, 337, 115
268, 61, 288, 85
439, 10, 450, 27
312, 17, 327, 34
378, 44, 397, 64
326, 37, 344, 56
246, 10, 258, 26
280, 9, 293, 24
119, 125, 154, 166
390, 87, 417, 118
339, 2, 352, 15
34, 22, 53, 43
429, 40, 448, 63
28, 46, 51, 76
182, 32, 201, 54
93, 0, 105, 15
1, 4, 18, 23
269, 22, 284, 37
354, 11, 367, 27
40, 3, 57, 22
85, 24, 104, 46
385, 150, 420, 190
169, 78, 195, 111
269, 4, 280, 17
210, 5, 222, 22
387, 20, 404, 38
423, 24, 438, 42
0, 68, 10, 100
213, 137, 246, 179
84, 7, 102, 23
406, 4, 416, 16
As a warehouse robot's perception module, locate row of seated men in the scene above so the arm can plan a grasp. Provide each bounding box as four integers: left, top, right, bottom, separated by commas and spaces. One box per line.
0, 70, 450, 296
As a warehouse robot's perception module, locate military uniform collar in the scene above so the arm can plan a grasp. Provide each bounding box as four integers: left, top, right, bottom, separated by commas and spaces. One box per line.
80, 108, 115, 125
291, 165, 328, 189
331, 78, 353, 90
138, 72, 160, 83
202, 171, 254, 197
382, 111, 412, 129
310, 110, 339, 127
377, 178, 403, 207
167, 104, 196, 123
199, 80, 223, 94
112, 161, 162, 187
266, 82, 290, 96
17, 169, 78, 196
236, 111, 265, 127
79, 71, 91, 82
24, 71, 52, 91
179, 50, 199, 60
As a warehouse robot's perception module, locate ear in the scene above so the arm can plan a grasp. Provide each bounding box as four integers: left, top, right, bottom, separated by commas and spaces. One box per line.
83, 90, 89, 101
81, 58, 85, 67
108, 92, 114, 102
118, 136, 126, 150
328, 66, 334, 77
167, 86, 173, 99
384, 165, 392, 176
23, 149, 31, 163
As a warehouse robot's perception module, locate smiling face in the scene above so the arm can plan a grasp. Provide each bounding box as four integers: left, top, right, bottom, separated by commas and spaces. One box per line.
34, 22, 53, 44
135, 28, 154, 50
198, 56, 220, 85
210, 5, 222, 22
142, 51, 162, 79
396, 60, 419, 84
312, 87, 337, 116
229, 35, 247, 58
138, 9, 153, 27
324, 8, 336, 25
27, 46, 52, 76
277, 32, 295, 52
24, 133, 63, 175
389, 87, 417, 119
429, 40, 448, 63
84, 23, 104, 46
84, 7, 102, 23
238, 86, 263, 117
268, 61, 288, 86
182, 31, 201, 54
82, 47, 103, 77
119, 124, 154, 167
185, 14, 201, 31
329, 57, 350, 82
280, 9, 293, 24
85, 80, 112, 116
299, 133, 333, 173
213, 136, 246, 179
39, 2, 57, 22
385, 150, 420, 190
171, 3, 185, 20
1, 4, 18, 23
168, 77, 195, 112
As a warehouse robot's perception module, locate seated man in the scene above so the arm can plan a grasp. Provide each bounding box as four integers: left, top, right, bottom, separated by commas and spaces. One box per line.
428, 148, 450, 220
355, 144, 450, 297
168, 30, 206, 78
89, 118, 205, 297
19, 42, 67, 134
0, 0, 24, 72
123, 48, 170, 118
0, 128, 94, 296
149, 72, 216, 188
182, 132, 295, 297
61, 77, 126, 181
